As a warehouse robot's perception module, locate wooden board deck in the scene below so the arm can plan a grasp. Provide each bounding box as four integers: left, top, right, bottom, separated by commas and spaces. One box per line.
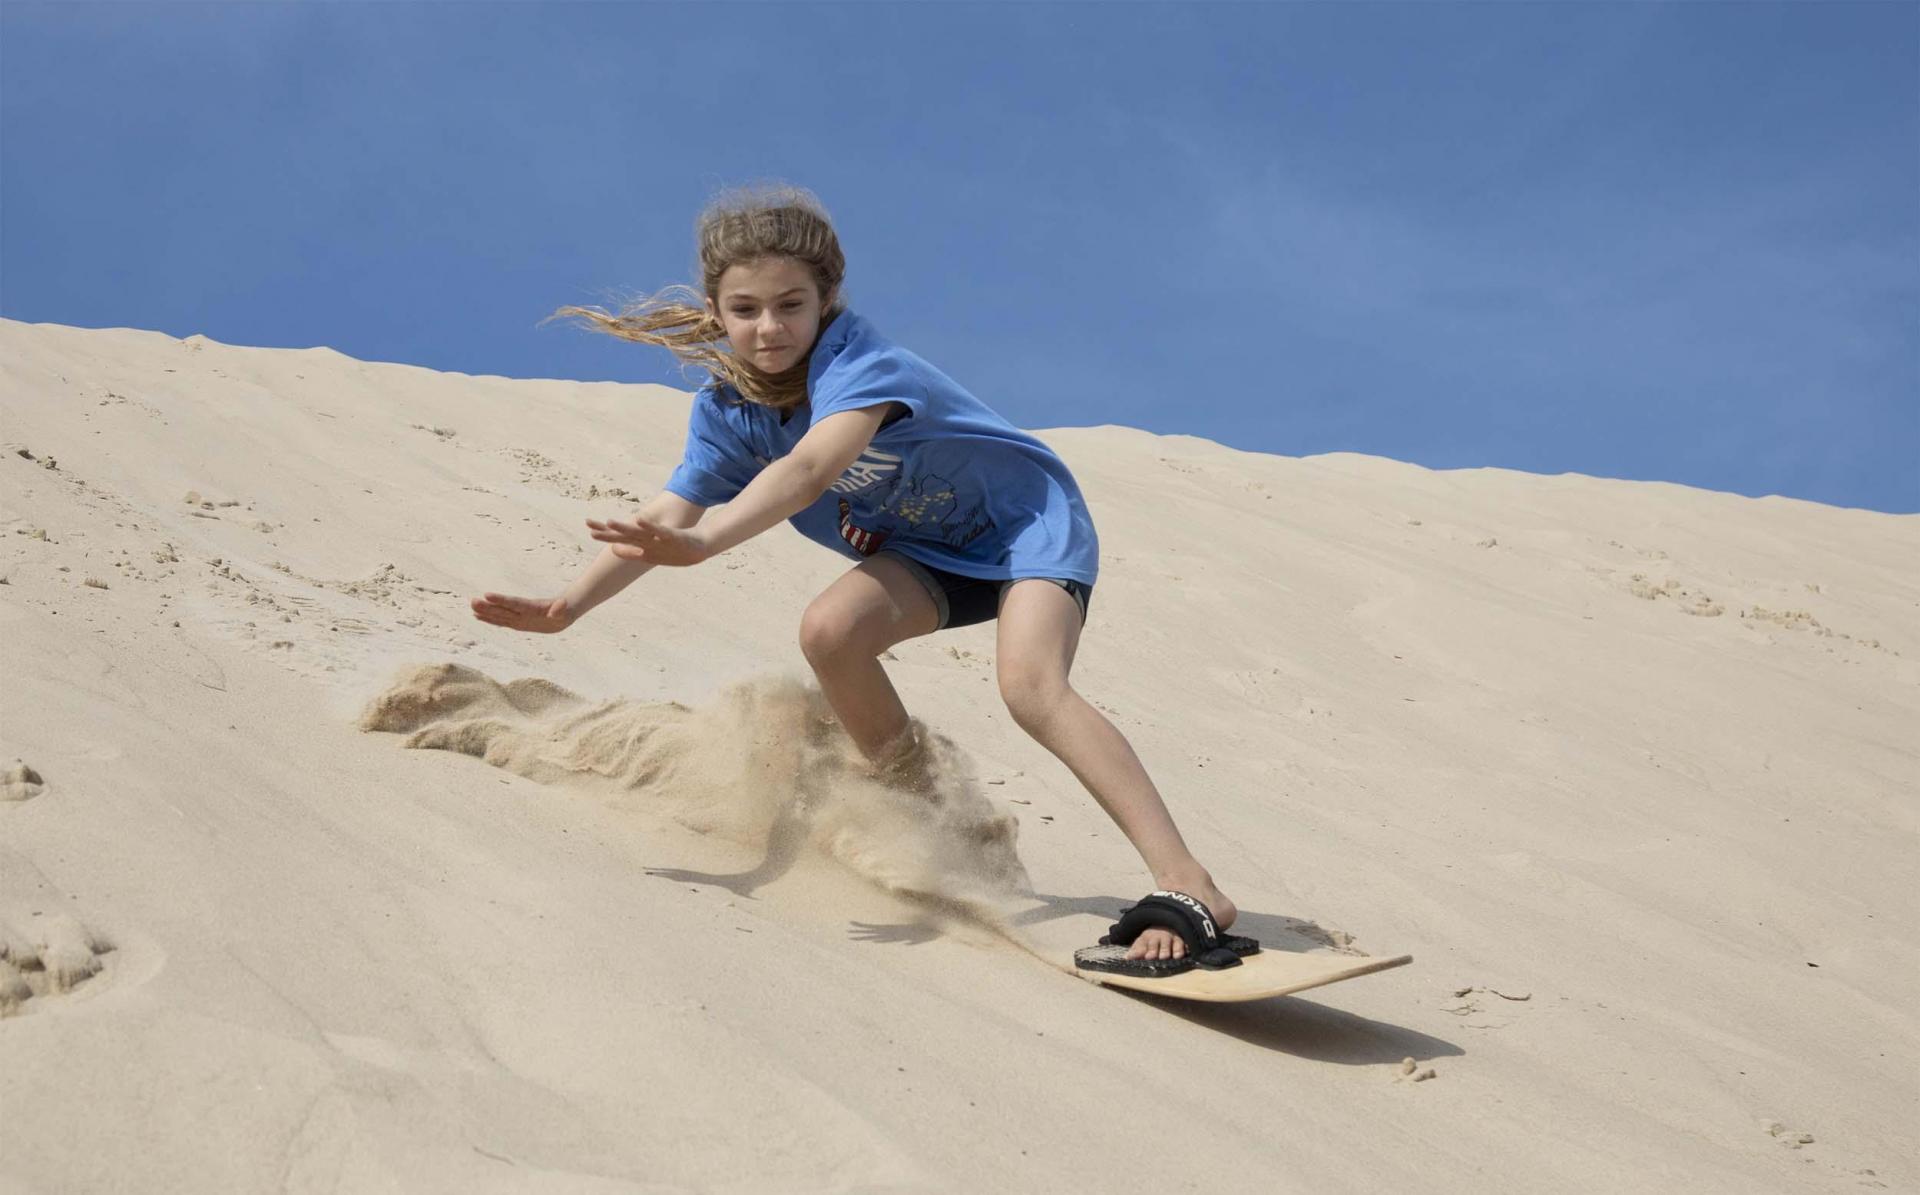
1077, 949, 1413, 1003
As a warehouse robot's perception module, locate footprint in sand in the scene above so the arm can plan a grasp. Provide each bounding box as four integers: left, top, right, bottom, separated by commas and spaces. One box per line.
500, 446, 627, 500
1738, 605, 1896, 654
0, 911, 115, 1016
1622, 572, 1724, 617
3, 760, 45, 802
1760, 1119, 1825, 1152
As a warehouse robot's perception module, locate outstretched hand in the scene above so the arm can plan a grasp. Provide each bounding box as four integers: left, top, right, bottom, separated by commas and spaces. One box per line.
470, 593, 576, 634
585, 516, 715, 567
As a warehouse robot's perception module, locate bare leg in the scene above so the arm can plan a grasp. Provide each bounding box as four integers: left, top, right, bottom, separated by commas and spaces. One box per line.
995, 580, 1235, 961
798, 555, 941, 762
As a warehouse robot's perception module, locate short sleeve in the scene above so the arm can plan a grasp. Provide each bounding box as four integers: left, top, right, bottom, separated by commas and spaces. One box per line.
664, 391, 761, 506
809, 339, 927, 434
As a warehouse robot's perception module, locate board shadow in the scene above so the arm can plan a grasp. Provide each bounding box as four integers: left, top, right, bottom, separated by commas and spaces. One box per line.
1117, 989, 1464, 1066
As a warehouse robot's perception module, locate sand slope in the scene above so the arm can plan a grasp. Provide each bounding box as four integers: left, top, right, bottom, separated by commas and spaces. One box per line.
1, 318, 1915, 1193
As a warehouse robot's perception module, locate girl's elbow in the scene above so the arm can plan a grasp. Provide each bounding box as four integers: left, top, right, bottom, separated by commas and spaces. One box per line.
788, 455, 843, 499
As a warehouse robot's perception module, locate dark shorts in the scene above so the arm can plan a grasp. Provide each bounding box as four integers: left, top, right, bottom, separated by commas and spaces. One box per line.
881, 552, 1092, 631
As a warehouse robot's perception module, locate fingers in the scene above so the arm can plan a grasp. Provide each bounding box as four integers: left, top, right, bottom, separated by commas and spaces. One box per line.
587, 515, 674, 541
470, 593, 562, 631
587, 517, 688, 564
471, 599, 520, 628
586, 516, 657, 535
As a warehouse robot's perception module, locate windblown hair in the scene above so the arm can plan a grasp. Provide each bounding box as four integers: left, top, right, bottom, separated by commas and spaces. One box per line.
550, 184, 846, 411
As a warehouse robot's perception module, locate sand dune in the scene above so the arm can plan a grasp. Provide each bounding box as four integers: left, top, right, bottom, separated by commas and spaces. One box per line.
1, 317, 1915, 1193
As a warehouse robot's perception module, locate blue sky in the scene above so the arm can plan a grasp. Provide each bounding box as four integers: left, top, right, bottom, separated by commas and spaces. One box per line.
4, 2, 1914, 512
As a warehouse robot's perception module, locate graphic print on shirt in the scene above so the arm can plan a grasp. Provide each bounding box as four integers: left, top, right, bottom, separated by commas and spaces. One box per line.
878, 471, 994, 551
834, 468, 997, 559
837, 498, 892, 556
827, 448, 902, 495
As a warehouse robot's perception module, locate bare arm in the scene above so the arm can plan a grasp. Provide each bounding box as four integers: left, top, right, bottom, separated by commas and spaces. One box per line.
561, 489, 706, 616
471, 489, 706, 634
587, 404, 898, 566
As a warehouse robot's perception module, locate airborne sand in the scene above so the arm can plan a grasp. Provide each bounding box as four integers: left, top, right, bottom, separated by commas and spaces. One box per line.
2, 319, 1914, 1193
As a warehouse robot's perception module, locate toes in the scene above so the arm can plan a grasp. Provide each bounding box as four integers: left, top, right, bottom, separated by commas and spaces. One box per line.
1125, 929, 1187, 961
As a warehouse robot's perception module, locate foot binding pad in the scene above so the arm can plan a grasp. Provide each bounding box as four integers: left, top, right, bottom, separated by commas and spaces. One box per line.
1073, 891, 1260, 977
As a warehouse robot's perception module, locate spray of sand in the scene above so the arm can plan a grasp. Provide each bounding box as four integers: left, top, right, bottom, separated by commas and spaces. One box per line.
358, 663, 1032, 909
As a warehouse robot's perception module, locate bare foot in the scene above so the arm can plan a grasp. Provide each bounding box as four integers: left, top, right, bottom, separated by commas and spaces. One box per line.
1126, 878, 1238, 962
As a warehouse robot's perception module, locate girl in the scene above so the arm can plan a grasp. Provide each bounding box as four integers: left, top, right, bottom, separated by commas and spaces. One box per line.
471, 185, 1237, 967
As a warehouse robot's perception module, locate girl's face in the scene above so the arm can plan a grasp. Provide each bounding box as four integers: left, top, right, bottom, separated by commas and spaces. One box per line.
708, 257, 832, 375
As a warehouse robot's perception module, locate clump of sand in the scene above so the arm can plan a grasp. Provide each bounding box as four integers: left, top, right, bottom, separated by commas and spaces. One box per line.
0, 912, 113, 1017
359, 663, 1030, 905
2, 760, 46, 802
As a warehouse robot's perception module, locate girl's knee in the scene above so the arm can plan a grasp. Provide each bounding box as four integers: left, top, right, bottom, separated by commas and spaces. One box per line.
799, 595, 892, 666
997, 662, 1073, 730
798, 599, 854, 665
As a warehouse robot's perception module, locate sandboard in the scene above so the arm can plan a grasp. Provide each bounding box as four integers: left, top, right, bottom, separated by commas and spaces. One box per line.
1075, 948, 1413, 1003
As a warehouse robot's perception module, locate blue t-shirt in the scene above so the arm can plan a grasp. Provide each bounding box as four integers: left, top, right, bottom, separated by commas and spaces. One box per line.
664, 309, 1099, 585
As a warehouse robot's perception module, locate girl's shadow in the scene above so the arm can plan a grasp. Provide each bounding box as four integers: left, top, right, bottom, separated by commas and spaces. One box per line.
643, 799, 810, 898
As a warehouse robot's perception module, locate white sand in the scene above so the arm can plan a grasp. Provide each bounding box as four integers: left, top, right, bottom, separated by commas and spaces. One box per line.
1, 318, 1914, 1193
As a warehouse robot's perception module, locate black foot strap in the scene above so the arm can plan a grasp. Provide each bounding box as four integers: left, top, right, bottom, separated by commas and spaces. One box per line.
1089, 890, 1256, 972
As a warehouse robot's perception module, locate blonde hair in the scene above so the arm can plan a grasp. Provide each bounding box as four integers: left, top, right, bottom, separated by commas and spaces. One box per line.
550, 183, 846, 411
